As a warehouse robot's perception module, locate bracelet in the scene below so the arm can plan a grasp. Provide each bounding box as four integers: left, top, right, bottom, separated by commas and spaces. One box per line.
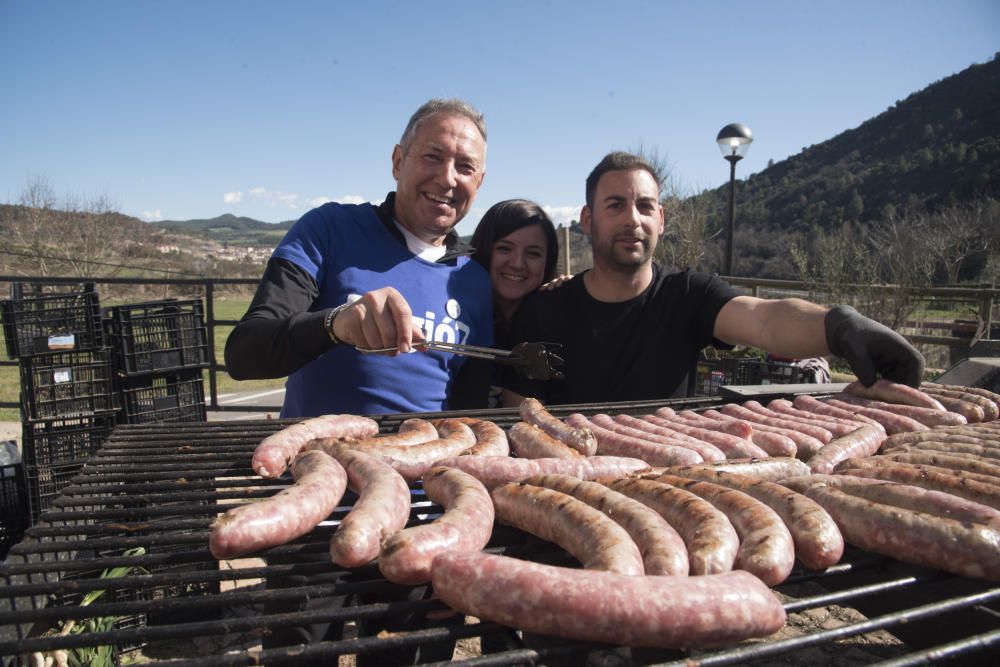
324, 303, 351, 345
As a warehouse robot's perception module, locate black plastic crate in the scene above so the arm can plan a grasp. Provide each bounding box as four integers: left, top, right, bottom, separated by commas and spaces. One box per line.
21, 412, 118, 468
1, 462, 29, 559
25, 460, 85, 522
0, 282, 104, 359
20, 349, 118, 420
105, 299, 209, 374
118, 370, 206, 424
694, 357, 803, 396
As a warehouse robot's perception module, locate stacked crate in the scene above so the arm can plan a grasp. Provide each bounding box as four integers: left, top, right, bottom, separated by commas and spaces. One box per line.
0, 283, 119, 522
695, 356, 805, 396
104, 299, 209, 424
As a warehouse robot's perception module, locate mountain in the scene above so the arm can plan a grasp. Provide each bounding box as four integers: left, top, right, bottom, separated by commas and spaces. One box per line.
687, 54, 1000, 278
154, 214, 295, 247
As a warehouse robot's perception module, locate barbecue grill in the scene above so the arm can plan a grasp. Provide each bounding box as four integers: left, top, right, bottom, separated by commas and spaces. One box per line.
2, 395, 999, 666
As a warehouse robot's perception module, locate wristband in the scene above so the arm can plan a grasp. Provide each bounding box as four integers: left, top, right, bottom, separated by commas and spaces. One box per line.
324, 303, 351, 345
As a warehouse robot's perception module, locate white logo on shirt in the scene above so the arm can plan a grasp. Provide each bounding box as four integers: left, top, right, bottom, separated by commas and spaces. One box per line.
346, 295, 472, 348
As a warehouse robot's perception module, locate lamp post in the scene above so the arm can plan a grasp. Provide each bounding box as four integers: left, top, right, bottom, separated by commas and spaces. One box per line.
716, 123, 753, 276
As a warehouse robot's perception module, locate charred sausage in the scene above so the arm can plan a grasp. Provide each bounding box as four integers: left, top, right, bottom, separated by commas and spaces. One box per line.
520, 397, 597, 455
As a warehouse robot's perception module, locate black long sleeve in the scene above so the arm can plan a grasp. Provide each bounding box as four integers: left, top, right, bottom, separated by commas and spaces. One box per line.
224, 258, 333, 379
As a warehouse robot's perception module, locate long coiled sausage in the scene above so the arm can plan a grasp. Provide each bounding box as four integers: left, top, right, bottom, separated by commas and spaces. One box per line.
328, 449, 411, 567
252, 414, 379, 478
608, 477, 738, 575
665, 467, 843, 571
526, 474, 689, 576
452, 418, 510, 457
491, 482, 645, 575
377, 467, 494, 584
431, 552, 787, 649
650, 473, 796, 586
210, 450, 347, 559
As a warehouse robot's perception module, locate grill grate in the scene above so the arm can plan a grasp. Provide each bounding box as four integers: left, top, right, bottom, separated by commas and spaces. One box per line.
2, 398, 999, 665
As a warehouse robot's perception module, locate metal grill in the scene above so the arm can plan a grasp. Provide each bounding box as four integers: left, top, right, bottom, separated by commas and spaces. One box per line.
2, 396, 999, 666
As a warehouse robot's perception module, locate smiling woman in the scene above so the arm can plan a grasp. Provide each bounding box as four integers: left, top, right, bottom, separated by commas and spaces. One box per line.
471, 199, 560, 345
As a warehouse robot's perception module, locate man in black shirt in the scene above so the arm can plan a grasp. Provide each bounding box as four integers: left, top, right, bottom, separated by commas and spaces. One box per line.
501, 151, 924, 405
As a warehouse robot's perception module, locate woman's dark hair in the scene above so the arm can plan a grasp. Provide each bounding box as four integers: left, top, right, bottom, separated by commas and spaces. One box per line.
471, 199, 559, 284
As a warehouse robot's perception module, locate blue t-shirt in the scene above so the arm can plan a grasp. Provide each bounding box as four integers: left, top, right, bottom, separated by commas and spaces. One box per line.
272, 202, 493, 417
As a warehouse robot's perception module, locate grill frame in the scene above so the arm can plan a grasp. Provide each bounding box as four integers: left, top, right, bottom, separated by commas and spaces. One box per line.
2, 396, 999, 666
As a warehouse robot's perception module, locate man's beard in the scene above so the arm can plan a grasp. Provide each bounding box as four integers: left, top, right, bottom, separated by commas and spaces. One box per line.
593, 232, 656, 272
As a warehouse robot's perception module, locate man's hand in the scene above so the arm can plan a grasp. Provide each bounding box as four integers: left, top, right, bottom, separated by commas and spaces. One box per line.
330, 287, 424, 354
824, 305, 924, 388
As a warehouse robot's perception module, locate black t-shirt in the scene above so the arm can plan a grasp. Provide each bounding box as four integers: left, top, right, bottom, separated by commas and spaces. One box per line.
501, 264, 742, 404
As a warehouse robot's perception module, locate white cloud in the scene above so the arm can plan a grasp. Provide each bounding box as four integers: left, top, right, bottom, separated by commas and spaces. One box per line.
141, 209, 163, 222
223, 191, 243, 204
241, 187, 301, 209
336, 195, 365, 205
309, 196, 332, 208
542, 205, 583, 226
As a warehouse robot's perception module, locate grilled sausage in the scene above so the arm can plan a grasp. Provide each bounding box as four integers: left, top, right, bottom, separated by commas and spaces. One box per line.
924, 382, 1000, 412
642, 413, 768, 459
605, 413, 727, 462
791, 394, 886, 431
836, 459, 1000, 510
922, 386, 997, 421
252, 414, 379, 478
377, 467, 494, 585
431, 455, 651, 490
843, 379, 946, 411
431, 552, 787, 649
887, 441, 1000, 461
831, 394, 968, 428
653, 456, 812, 481
650, 474, 795, 586
520, 397, 597, 455
508, 421, 582, 459
526, 474, 689, 576
739, 401, 835, 442
565, 413, 702, 466
881, 451, 1000, 480
697, 410, 799, 458
453, 418, 510, 457
491, 482, 645, 575
328, 449, 411, 567
807, 425, 886, 474
781, 473, 1000, 531
677, 409, 751, 439
719, 403, 825, 459
306, 419, 476, 482
825, 398, 928, 435
209, 450, 347, 559
607, 477, 738, 575
838, 455, 1000, 488
798, 483, 1000, 581
882, 430, 999, 450
664, 467, 843, 570
766, 399, 880, 436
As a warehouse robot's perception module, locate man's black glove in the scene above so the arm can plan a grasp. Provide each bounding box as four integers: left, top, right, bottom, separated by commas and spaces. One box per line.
824, 305, 924, 388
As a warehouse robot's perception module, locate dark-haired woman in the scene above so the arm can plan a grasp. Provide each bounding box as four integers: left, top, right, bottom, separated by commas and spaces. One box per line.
471, 199, 563, 405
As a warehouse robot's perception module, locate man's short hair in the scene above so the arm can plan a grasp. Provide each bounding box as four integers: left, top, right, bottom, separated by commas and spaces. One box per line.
399, 98, 487, 153
585, 151, 662, 208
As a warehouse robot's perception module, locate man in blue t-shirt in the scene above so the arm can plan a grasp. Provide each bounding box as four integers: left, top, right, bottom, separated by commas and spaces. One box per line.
501, 151, 924, 406
226, 98, 493, 416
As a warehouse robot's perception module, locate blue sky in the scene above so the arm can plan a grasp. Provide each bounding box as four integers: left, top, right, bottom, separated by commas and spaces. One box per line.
2, 0, 997, 238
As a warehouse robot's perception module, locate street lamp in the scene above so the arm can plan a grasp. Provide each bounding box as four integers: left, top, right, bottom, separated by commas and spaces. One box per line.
716, 123, 753, 276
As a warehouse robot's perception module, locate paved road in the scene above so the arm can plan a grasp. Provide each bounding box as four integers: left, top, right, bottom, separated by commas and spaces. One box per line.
207, 387, 285, 421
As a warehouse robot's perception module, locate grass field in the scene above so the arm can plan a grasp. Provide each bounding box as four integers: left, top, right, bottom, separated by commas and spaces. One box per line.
0, 297, 285, 423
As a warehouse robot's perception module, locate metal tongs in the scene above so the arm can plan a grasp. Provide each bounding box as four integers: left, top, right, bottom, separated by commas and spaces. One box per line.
359, 339, 565, 381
